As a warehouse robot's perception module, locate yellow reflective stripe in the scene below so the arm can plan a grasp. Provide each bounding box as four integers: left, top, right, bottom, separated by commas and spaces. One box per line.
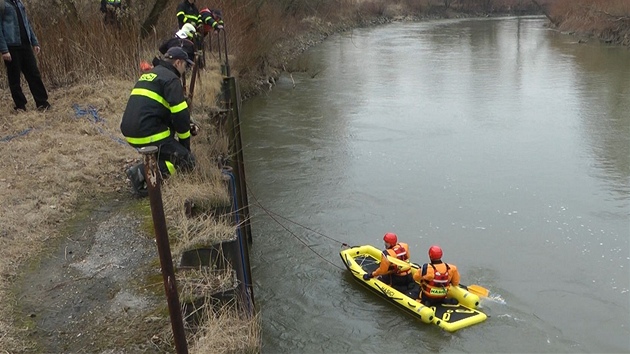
131, 88, 170, 109
184, 14, 199, 21
131, 88, 187, 114
125, 129, 170, 145
165, 161, 176, 176
176, 11, 185, 16
170, 100, 188, 113
177, 130, 191, 140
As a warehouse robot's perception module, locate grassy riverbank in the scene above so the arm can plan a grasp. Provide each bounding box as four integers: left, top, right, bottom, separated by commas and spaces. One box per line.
544, 0, 630, 46
2, 0, 622, 351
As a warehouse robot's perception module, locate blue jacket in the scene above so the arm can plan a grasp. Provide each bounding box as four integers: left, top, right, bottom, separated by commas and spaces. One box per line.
0, 0, 39, 54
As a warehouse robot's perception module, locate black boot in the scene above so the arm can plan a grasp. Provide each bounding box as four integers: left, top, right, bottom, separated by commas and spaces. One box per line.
126, 163, 148, 197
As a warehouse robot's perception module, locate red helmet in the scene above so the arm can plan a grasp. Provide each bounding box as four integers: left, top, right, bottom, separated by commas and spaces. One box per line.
428, 245, 443, 261
383, 232, 397, 245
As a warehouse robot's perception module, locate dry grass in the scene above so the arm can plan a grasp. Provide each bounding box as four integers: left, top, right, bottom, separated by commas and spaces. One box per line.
178, 267, 235, 299
164, 196, 237, 261
0, 0, 247, 350
546, 0, 630, 45
188, 304, 261, 354
0, 63, 230, 350
0, 78, 135, 350
0, 0, 559, 351
154, 269, 260, 354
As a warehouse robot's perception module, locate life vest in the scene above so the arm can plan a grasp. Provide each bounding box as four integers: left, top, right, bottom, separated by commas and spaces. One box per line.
385, 243, 410, 276
421, 263, 451, 299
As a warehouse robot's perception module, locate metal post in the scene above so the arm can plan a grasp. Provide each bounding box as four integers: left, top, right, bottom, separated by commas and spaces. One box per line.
221, 30, 230, 77
139, 146, 188, 354
222, 167, 255, 317
225, 77, 252, 244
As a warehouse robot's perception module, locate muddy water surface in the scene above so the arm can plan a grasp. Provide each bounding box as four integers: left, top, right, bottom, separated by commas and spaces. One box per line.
243, 17, 630, 353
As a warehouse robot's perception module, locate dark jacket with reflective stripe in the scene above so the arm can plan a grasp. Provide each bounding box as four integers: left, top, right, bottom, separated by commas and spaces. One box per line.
158, 37, 194, 62
176, 1, 200, 28
200, 9, 223, 32
120, 62, 191, 150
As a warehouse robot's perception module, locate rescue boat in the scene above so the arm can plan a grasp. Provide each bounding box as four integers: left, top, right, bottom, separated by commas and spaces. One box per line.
339, 244, 487, 332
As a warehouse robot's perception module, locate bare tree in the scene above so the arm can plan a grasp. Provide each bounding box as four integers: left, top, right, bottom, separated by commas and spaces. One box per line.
57, 0, 80, 22
141, 0, 169, 38
531, 0, 559, 26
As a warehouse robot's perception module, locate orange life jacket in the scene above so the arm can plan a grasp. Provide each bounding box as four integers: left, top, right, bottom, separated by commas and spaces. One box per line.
421, 263, 451, 299
385, 243, 410, 276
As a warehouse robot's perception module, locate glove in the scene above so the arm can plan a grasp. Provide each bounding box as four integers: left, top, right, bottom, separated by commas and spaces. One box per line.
190, 123, 199, 136
363, 273, 373, 280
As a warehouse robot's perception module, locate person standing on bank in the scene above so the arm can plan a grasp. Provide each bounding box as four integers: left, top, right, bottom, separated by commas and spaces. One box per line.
120, 47, 198, 197
100, 0, 123, 26
0, 0, 51, 111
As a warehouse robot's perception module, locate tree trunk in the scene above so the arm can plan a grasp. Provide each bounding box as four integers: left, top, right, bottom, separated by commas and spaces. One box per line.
141, 0, 169, 38
531, 0, 559, 27
58, 0, 80, 23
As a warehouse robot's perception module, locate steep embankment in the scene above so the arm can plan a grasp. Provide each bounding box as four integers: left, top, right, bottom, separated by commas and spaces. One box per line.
538, 0, 630, 47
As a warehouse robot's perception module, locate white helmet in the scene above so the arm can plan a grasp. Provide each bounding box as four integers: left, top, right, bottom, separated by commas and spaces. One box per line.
176, 23, 196, 39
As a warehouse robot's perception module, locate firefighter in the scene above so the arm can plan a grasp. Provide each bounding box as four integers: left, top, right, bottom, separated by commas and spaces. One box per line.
152, 23, 197, 68
176, 0, 201, 29
120, 47, 198, 197
100, 0, 122, 26
200, 8, 224, 36
414, 245, 461, 306
363, 232, 414, 290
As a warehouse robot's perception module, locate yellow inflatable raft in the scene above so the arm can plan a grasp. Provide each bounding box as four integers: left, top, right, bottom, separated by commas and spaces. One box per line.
339, 244, 487, 332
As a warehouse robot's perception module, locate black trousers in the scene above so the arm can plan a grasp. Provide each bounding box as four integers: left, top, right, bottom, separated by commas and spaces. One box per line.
379, 273, 414, 287
4, 46, 49, 109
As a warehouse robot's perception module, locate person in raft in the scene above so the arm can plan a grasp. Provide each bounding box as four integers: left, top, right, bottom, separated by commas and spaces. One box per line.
363, 232, 414, 290
414, 245, 460, 306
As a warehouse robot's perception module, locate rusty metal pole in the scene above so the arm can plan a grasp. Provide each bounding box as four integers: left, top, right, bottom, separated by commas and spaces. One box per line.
222, 30, 230, 77
139, 146, 188, 354
225, 77, 252, 244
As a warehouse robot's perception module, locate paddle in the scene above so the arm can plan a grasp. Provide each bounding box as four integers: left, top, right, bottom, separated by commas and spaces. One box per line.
459, 284, 490, 298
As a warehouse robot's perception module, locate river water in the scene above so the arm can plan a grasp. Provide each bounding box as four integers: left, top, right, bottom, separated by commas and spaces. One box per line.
241, 17, 630, 353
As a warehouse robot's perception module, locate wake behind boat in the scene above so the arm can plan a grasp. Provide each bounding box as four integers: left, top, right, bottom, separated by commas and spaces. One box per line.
340, 244, 487, 332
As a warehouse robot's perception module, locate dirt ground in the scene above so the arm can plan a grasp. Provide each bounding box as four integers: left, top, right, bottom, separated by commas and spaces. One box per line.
15, 196, 172, 353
